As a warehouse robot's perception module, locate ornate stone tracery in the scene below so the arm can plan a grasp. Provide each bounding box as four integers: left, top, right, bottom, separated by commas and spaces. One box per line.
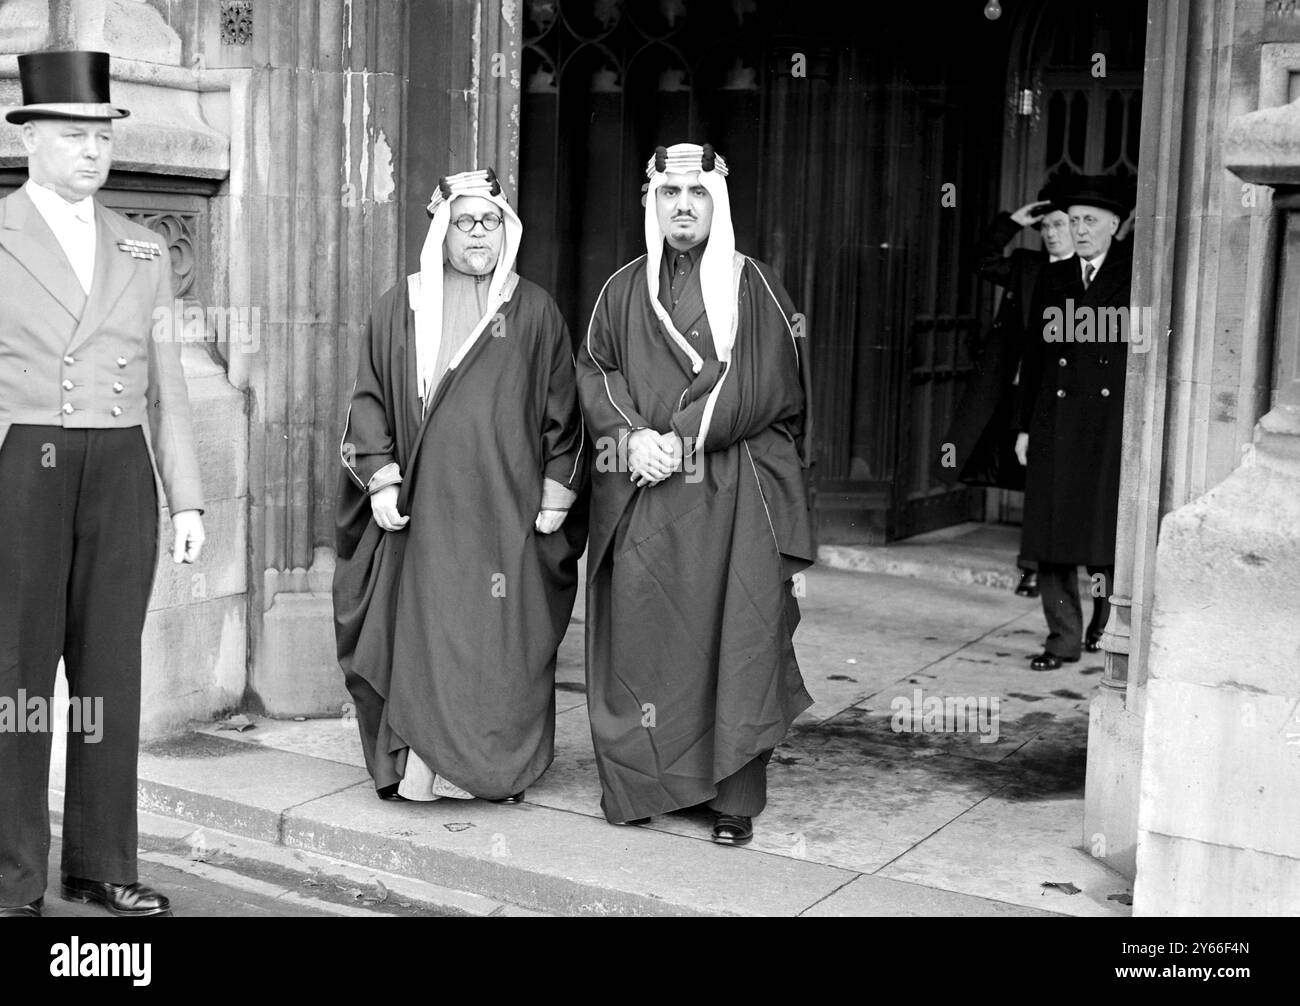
123, 209, 199, 299
221, 0, 253, 46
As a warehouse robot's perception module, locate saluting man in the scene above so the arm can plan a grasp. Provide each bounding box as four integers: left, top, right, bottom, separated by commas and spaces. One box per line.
0, 51, 205, 918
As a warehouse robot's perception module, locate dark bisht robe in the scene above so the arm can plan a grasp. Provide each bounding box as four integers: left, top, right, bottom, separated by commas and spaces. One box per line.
1017, 240, 1133, 566
332, 274, 588, 800
576, 253, 815, 823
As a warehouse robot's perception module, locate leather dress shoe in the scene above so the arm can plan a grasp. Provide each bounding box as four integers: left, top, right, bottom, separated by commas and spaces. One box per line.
1030, 652, 1080, 671
377, 782, 408, 801
1014, 570, 1039, 597
612, 817, 651, 826
490, 791, 525, 804
1084, 632, 1104, 652
711, 814, 754, 846
62, 878, 172, 917
1, 897, 42, 917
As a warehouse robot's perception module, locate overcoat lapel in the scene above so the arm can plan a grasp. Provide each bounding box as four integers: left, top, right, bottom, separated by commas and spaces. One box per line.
67, 208, 142, 355
0, 186, 87, 321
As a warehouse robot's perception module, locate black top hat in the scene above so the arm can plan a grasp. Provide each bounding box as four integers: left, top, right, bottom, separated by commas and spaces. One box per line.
1056, 173, 1133, 218
5, 51, 130, 124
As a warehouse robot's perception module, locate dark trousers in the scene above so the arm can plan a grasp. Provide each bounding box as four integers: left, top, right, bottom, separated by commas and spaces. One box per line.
709, 749, 773, 817
1037, 562, 1113, 660
0, 426, 157, 907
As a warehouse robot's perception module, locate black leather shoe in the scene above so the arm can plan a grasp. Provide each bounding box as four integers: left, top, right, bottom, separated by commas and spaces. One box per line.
491, 791, 525, 804
612, 817, 651, 826
711, 814, 754, 846
62, 879, 172, 917
1014, 571, 1039, 597
1084, 633, 1103, 652
1030, 652, 1080, 671
377, 782, 408, 801
1, 897, 42, 917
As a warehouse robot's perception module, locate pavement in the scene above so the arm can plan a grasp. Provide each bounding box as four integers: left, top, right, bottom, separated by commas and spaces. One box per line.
49, 522, 1134, 917
42, 828, 458, 917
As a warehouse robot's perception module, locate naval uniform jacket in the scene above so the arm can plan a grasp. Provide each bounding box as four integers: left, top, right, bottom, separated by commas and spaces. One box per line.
0, 185, 203, 513
1017, 238, 1133, 566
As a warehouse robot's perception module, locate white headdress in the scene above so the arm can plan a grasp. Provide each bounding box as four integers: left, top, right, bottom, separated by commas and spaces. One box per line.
643, 142, 738, 365
410, 167, 522, 406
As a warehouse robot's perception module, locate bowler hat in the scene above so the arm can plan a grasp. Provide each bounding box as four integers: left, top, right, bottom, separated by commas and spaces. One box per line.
5, 50, 129, 124
1057, 174, 1132, 218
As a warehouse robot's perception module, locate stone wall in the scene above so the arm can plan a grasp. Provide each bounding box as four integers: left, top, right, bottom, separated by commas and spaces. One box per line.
1085, 0, 1298, 889
1086, 0, 1300, 913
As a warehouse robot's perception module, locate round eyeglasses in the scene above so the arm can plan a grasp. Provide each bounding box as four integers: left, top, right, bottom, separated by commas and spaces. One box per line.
452, 213, 503, 233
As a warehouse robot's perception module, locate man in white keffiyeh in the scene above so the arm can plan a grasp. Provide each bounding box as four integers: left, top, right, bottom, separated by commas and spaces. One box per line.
334, 167, 587, 806
577, 143, 815, 846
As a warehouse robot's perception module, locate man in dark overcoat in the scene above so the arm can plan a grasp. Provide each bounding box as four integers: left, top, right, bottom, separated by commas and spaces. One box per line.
1014, 176, 1134, 670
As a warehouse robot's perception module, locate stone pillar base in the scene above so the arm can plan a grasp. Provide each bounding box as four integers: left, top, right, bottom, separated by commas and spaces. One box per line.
1082, 685, 1142, 879
251, 592, 351, 718
1133, 456, 1300, 916
142, 596, 245, 738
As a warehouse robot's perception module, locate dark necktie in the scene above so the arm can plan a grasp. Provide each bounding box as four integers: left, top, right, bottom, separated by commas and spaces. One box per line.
1082, 261, 1096, 290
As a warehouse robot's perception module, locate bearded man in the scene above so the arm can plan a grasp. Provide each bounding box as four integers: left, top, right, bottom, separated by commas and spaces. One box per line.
333, 169, 587, 803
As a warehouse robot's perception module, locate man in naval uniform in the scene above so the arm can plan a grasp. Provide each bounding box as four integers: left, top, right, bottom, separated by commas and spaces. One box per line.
0, 51, 205, 918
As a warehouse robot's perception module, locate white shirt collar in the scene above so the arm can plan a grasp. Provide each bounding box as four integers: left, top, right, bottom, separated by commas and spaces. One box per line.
1081, 250, 1107, 276
25, 179, 95, 225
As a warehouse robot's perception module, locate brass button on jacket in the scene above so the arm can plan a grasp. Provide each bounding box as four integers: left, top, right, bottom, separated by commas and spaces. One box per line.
0, 185, 205, 515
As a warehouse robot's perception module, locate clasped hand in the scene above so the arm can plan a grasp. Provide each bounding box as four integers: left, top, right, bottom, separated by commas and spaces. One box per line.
628, 428, 683, 488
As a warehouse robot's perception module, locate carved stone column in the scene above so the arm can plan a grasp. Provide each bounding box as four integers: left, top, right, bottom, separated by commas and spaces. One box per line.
475, 0, 522, 198
1126, 82, 1300, 917
1084, 0, 1288, 882
241, 0, 405, 715
402, 0, 522, 269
